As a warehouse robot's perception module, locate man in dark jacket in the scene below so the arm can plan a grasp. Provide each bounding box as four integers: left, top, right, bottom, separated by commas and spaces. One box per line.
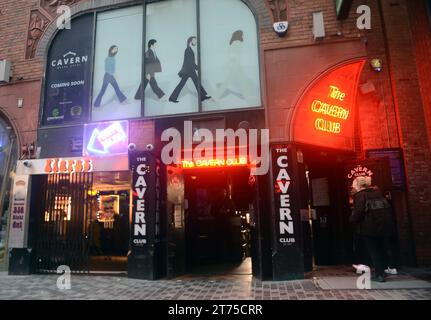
135, 39, 166, 101
350, 177, 397, 282
169, 36, 211, 103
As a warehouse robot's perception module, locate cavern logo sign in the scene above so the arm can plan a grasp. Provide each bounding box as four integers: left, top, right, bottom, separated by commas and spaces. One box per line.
51, 51, 89, 69
347, 165, 374, 180
272, 146, 295, 245
132, 157, 149, 246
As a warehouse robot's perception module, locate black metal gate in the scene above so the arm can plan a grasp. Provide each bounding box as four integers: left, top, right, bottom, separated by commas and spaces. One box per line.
34, 173, 94, 273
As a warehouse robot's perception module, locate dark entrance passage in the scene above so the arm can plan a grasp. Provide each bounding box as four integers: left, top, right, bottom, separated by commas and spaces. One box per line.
32, 171, 130, 274
297, 145, 395, 271
296, 146, 355, 270
179, 167, 253, 276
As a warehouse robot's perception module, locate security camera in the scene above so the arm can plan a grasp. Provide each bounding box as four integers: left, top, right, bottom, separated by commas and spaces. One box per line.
146, 144, 154, 151
23, 160, 32, 168
128, 143, 137, 152
273, 21, 288, 37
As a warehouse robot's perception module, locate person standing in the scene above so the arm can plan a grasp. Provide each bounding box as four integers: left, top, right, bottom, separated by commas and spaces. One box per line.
135, 39, 166, 101
94, 45, 127, 108
349, 176, 397, 282
169, 36, 211, 103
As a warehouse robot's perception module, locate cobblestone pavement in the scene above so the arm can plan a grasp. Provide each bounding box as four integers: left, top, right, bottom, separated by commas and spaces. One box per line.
0, 272, 430, 300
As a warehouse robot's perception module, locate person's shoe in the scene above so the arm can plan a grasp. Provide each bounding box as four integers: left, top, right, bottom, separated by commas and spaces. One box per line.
169, 98, 179, 103
384, 267, 398, 275
159, 95, 168, 102
371, 275, 386, 282
201, 95, 211, 102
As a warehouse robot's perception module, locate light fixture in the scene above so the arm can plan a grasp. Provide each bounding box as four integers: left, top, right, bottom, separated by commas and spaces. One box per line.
17, 98, 24, 108
370, 58, 383, 72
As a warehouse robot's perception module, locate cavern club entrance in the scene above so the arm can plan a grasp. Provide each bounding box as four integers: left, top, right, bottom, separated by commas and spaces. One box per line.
31, 171, 131, 274
170, 165, 254, 276
294, 144, 394, 271
127, 151, 272, 280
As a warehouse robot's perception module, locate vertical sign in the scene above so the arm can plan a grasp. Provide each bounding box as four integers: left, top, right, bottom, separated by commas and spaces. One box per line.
8, 175, 31, 248
130, 152, 150, 247
271, 144, 304, 280
128, 151, 158, 279
42, 14, 94, 126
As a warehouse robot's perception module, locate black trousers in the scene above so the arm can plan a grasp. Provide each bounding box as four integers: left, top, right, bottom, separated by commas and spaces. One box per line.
169, 72, 207, 101
135, 76, 165, 100
364, 236, 393, 277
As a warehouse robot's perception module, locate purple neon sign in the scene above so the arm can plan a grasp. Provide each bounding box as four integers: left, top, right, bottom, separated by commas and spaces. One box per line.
83, 121, 129, 156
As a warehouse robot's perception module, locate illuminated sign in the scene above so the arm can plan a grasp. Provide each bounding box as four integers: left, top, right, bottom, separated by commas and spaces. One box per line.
293, 61, 365, 151
181, 157, 248, 169
83, 121, 129, 156
347, 165, 374, 179
44, 158, 93, 174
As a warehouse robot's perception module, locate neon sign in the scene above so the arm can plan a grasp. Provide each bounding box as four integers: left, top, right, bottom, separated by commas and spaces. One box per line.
83, 121, 129, 156
181, 157, 248, 169
44, 158, 93, 174
293, 61, 365, 151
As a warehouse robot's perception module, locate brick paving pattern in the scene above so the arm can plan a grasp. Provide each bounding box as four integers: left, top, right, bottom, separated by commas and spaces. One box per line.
0, 272, 430, 300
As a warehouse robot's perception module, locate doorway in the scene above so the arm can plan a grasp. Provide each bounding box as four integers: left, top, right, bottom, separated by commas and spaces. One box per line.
167, 166, 254, 277
297, 146, 355, 269
32, 171, 131, 274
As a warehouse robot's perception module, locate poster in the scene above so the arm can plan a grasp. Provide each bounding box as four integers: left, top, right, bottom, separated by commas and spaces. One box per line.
8, 175, 31, 248
92, 6, 143, 121
200, 0, 261, 111
144, 0, 199, 116
311, 178, 330, 206
42, 14, 94, 125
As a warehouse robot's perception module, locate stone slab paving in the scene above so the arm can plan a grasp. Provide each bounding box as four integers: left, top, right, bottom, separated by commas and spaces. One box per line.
0, 272, 430, 300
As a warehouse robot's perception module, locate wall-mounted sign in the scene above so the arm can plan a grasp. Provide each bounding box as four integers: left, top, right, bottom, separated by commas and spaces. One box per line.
42, 14, 94, 126
271, 144, 304, 280
44, 158, 93, 174
366, 148, 406, 189
293, 61, 365, 151
83, 121, 129, 157
8, 176, 31, 248
16, 155, 129, 175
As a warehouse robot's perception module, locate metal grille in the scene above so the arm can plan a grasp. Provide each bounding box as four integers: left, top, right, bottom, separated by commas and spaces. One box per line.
34, 173, 94, 274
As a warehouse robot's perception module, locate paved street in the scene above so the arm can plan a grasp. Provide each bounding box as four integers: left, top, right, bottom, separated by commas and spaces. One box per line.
0, 268, 430, 300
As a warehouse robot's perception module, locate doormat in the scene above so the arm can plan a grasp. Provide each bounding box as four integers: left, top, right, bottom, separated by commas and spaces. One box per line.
313, 275, 431, 290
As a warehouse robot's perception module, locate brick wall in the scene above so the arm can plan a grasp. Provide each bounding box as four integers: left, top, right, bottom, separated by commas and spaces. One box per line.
379, 0, 431, 265
408, 0, 431, 152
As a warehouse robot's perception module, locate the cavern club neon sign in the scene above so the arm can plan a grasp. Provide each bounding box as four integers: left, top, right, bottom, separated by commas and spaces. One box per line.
181, 157, 248, 169
85, 121, 128, 155
311, 85, 350, 135
44, 158, 93, 174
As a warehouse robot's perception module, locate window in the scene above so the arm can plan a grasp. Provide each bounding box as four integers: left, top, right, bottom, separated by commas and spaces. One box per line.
41, 0, 261, 125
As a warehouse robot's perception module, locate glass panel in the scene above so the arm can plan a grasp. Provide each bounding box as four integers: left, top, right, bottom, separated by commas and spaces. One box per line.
42, 14, 94, 126
144, 0, 199, 116
200, 0, 261, 111
0, 119, 17, 266
92, 6, 143, 121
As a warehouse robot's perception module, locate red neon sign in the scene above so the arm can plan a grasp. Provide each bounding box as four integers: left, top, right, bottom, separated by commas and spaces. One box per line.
293, 61, 365, 150
181, 157, 248, 169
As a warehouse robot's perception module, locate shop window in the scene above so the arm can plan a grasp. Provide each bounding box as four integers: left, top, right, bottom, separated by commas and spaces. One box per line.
144, 0, 198, 116
41, 0, 261, 124
92, 6, 144, 121
200, 0, 261, 112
